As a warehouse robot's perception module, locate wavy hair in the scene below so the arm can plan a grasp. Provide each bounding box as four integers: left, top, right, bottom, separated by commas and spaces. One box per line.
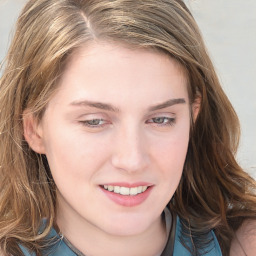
0, 0, 255, 255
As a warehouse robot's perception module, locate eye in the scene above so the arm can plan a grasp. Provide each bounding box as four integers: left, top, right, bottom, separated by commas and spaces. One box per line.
146, 116, 176, 126
80, 118, 106, 127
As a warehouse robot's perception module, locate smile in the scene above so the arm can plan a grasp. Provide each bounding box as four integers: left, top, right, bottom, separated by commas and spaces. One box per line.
102, 185, 148, 196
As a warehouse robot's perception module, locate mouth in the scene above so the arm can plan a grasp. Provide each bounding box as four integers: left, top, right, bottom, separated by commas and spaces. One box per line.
101, 185, 149, 196
99, 183, 153, 207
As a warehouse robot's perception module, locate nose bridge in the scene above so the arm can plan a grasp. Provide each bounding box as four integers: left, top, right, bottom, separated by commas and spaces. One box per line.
111, 123, 149, 173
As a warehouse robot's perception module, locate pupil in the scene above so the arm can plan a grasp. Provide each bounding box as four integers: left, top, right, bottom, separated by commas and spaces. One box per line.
155, 117, 164, 123
90, 119, 100, 125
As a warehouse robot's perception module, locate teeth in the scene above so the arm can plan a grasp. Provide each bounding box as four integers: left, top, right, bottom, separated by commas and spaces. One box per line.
103, 185, 149, 196
120, 186, 130, 195
130, 187, 139, 195
104, 185, 114, 191
114, 186, 120, 193
142, 186, 147, 192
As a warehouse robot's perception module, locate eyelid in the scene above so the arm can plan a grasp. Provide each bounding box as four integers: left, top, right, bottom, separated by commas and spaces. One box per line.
76, 112, 108, 119
147, 117, 175, 125
80, 118, 107, 127
77, 112, 112, 128
145, 112, 176, 126
146, 112, 176, 120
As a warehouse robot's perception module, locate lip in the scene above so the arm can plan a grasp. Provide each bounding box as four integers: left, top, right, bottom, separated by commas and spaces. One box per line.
99, 182, 153, 207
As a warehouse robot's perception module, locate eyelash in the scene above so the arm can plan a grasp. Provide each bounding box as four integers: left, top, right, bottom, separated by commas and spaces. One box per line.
79, 119, 107, 128
79, 116, 176, 128
146, 117, 176, 126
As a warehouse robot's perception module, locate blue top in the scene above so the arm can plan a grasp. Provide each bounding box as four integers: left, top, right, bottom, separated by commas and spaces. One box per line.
173, 217, 222, 255
20, 216, 222, 256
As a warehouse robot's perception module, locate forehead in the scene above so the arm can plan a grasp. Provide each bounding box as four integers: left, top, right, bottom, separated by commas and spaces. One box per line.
51, 42, 189, 110
65, 41, 187, 78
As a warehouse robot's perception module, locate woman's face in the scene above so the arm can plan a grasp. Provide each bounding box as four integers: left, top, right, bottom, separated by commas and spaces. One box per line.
32, 42, 191, 236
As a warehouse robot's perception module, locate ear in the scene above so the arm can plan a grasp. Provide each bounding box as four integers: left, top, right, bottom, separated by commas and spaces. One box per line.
192, 96, 201, 122
23, 110, 46, 154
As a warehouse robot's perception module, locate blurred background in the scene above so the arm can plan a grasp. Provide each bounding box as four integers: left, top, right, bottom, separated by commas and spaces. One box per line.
0, 0, 255, 178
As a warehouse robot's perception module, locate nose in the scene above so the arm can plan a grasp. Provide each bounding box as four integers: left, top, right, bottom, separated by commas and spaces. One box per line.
111, 126, 149, 173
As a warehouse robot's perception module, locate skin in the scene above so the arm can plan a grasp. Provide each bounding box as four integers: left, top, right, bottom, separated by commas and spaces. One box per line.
230, 220, 256, 256
24, 42, 195, 256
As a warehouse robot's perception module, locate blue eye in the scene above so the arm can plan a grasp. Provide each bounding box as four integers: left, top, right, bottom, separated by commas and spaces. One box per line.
147, 117, 175, 126
80, 119, 105, 127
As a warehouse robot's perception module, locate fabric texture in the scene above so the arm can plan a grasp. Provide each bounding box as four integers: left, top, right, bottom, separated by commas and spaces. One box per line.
20, 214, 222, 256
172, 217, 222, 256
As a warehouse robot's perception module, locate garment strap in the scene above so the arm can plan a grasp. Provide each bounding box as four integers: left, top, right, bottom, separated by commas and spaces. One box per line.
160, 210, 176, 256
62, 236, 86, 256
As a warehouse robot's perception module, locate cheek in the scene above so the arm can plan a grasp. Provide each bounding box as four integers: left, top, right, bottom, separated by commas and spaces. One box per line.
43, 125, 110, 184
152, 121, 190, 177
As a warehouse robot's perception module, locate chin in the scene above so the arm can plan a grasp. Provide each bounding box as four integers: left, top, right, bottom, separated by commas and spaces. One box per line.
104, 224, 148, 237
98, 214, 155, 237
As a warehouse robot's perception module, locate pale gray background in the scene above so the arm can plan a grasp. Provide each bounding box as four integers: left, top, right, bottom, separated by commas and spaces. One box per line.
0, 0, 255, 178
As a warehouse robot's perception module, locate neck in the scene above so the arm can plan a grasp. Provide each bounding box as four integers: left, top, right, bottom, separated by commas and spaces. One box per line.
56, 202, 167, 256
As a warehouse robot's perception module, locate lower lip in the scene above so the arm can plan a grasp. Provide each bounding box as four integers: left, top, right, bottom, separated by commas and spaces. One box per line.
100, 186, 153, 207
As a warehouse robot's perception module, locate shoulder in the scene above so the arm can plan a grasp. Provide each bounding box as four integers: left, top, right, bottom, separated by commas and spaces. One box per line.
230, 219, 256, 256
0, 246, 33, 256
173, 216, 222, 256
19, 230, 75, 256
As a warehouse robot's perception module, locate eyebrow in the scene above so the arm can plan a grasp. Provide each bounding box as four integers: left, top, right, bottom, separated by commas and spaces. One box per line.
70, 98, 186, 112
70, 100, 119, 112
148, 98, 186, 111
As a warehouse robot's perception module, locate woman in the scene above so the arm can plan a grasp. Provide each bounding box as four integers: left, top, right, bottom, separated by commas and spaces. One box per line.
0, 0, 255, 255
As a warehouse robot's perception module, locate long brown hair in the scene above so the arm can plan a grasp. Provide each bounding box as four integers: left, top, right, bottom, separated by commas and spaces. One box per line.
0, 0, 255, 255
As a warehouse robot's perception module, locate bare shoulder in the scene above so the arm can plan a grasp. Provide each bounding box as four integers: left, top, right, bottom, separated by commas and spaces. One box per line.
230, 219, 256, 256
